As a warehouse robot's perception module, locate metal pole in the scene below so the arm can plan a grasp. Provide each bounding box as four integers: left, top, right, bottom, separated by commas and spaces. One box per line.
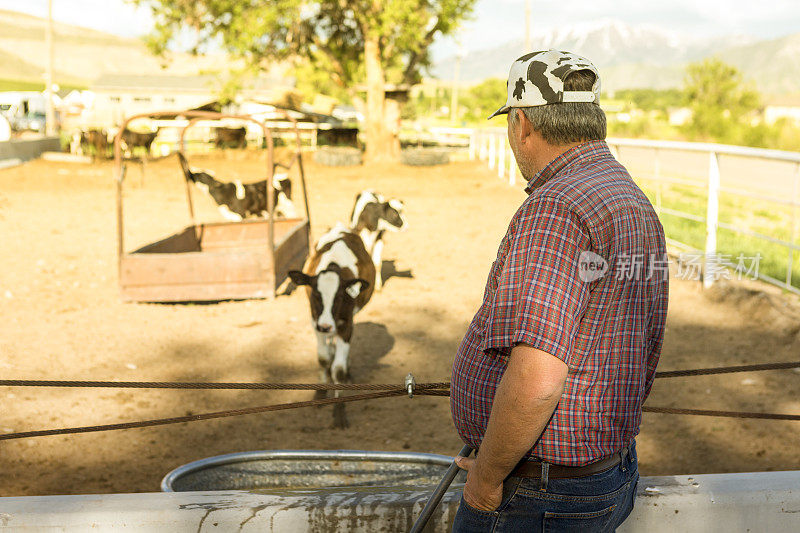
525, 0, 532, 51
498, 136, 506, 179
488, 133, 497, 170
44, 0, 56, 137
293, 120, 313, 248
788, 163, 799, 289
262, 123, 277, 298
451, 52, 462, 124
654, 148, 662, 214
179, 119, 200, 229
704, 152, 721, 289
469, 130, 476, 161
409, 445, 473, 533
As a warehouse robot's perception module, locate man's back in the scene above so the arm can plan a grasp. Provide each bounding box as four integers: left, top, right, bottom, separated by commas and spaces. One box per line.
451, 140, 669, 465
451, 50, 668, 533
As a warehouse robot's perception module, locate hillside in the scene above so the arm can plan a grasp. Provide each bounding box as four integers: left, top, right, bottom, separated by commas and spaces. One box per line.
0, 9, 231, 87
432, 19, 799, 94
719, 33, 800, 95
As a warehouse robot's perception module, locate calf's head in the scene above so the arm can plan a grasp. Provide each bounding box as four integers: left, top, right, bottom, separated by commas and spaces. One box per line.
273, 172, 293, 200
352, 191, 408, 233
379, 199, 406, 232
289, 269, 369, 336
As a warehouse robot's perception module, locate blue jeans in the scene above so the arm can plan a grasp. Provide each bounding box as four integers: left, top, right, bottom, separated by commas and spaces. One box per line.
452, 444, 638, 532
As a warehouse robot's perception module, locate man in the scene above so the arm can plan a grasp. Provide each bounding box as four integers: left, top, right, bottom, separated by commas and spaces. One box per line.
450, 50, 669, 532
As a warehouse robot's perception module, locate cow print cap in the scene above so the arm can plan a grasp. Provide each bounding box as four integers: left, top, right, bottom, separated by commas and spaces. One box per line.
488, 49, 600, 119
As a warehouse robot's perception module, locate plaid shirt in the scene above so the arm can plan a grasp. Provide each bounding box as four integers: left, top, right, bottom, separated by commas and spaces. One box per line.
451, 140, 668, 466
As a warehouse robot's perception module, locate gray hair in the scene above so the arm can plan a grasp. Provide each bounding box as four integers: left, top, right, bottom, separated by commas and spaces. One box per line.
510, 70, 606, 145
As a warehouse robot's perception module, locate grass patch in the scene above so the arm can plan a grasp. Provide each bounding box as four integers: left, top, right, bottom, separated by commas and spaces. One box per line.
635, 178, 800, 290
0, 78, 87, 92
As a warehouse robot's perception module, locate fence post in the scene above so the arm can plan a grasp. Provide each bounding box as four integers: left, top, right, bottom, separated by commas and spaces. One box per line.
704, 151, 721, 289
508, 147, 516, 186
654, 148, 662, 214
469, 130, 477, 161
480, 132, 488, 161
609, 143, 620, 161
488, 133, 497, 170
498, 136, 506, 179
788, 163, 800, 289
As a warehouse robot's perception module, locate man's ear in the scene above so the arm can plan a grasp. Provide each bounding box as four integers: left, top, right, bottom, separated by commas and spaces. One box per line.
344, 278, 369, 299
514, 108, 533, 142
288, 270, 312, 286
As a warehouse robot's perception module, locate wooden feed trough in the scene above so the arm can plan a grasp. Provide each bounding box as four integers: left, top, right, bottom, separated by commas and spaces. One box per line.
114, 111, 311, 302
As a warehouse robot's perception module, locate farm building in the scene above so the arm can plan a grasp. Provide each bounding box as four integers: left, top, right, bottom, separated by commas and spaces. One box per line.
764, 94, 800, 125
88, 74, 296, 126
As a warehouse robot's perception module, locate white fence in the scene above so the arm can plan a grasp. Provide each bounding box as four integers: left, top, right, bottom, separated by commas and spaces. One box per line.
468, 130, 800, 296
470, 127, 521, 186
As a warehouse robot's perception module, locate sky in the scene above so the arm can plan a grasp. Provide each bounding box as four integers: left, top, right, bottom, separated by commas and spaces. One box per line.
2, 0, 800, 59
435, 0, 800, 57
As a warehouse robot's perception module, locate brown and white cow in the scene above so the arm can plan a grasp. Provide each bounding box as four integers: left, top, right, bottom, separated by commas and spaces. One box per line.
289, 226, 376, 429
349, 190, 407, 291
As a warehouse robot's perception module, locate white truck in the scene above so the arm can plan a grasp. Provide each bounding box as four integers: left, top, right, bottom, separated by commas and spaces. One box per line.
0, 91, 51, 133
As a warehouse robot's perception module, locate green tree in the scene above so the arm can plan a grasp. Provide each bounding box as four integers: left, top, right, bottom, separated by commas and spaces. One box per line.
460, 78, 506, 123
133, 0, 476, 162
683, 58, 761, 143
614, 88, 683, 114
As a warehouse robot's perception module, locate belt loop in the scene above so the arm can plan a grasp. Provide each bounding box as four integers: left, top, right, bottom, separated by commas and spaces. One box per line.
620, 445, 629, 472
539, 462, 549, 491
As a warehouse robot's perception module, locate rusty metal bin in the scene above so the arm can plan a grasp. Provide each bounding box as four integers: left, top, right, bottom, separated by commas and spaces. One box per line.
114, 110, 312, 302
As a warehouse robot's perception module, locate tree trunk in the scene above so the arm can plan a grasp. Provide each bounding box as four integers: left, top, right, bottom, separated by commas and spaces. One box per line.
363, 33, 400, 163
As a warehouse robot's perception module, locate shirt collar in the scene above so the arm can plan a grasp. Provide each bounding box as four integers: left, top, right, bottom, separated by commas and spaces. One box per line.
525, 140, 612, 194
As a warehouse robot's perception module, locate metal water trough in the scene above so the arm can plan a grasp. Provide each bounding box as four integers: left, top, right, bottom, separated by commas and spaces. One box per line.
114, 110, 311, 302
162, 449, 466, 492
162, 450, 466, 532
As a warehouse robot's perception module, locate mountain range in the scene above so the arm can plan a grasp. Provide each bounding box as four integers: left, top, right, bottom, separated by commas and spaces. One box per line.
432, 18, 800, 95
2, 10, 798, 96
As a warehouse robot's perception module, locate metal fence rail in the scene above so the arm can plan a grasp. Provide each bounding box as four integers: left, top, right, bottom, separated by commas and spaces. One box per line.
466, 130, 800, 296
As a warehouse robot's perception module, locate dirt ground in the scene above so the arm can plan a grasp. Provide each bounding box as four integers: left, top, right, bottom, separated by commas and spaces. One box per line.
1, 151, 799, 497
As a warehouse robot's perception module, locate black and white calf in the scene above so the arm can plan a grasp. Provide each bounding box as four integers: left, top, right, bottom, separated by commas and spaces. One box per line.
177, 152, 297, 221
349, 190, 406, 290
289, 227, 376, 429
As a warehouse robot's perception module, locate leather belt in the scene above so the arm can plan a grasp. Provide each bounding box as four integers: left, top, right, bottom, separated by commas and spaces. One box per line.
508, 444, 631, 480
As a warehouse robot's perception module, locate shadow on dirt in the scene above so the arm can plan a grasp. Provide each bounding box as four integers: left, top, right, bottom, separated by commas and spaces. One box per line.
5, 287, 800, 496
380, 260, 413, 289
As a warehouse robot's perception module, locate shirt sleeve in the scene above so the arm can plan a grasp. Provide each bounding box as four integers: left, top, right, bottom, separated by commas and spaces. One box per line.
480, 194, 593, 367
